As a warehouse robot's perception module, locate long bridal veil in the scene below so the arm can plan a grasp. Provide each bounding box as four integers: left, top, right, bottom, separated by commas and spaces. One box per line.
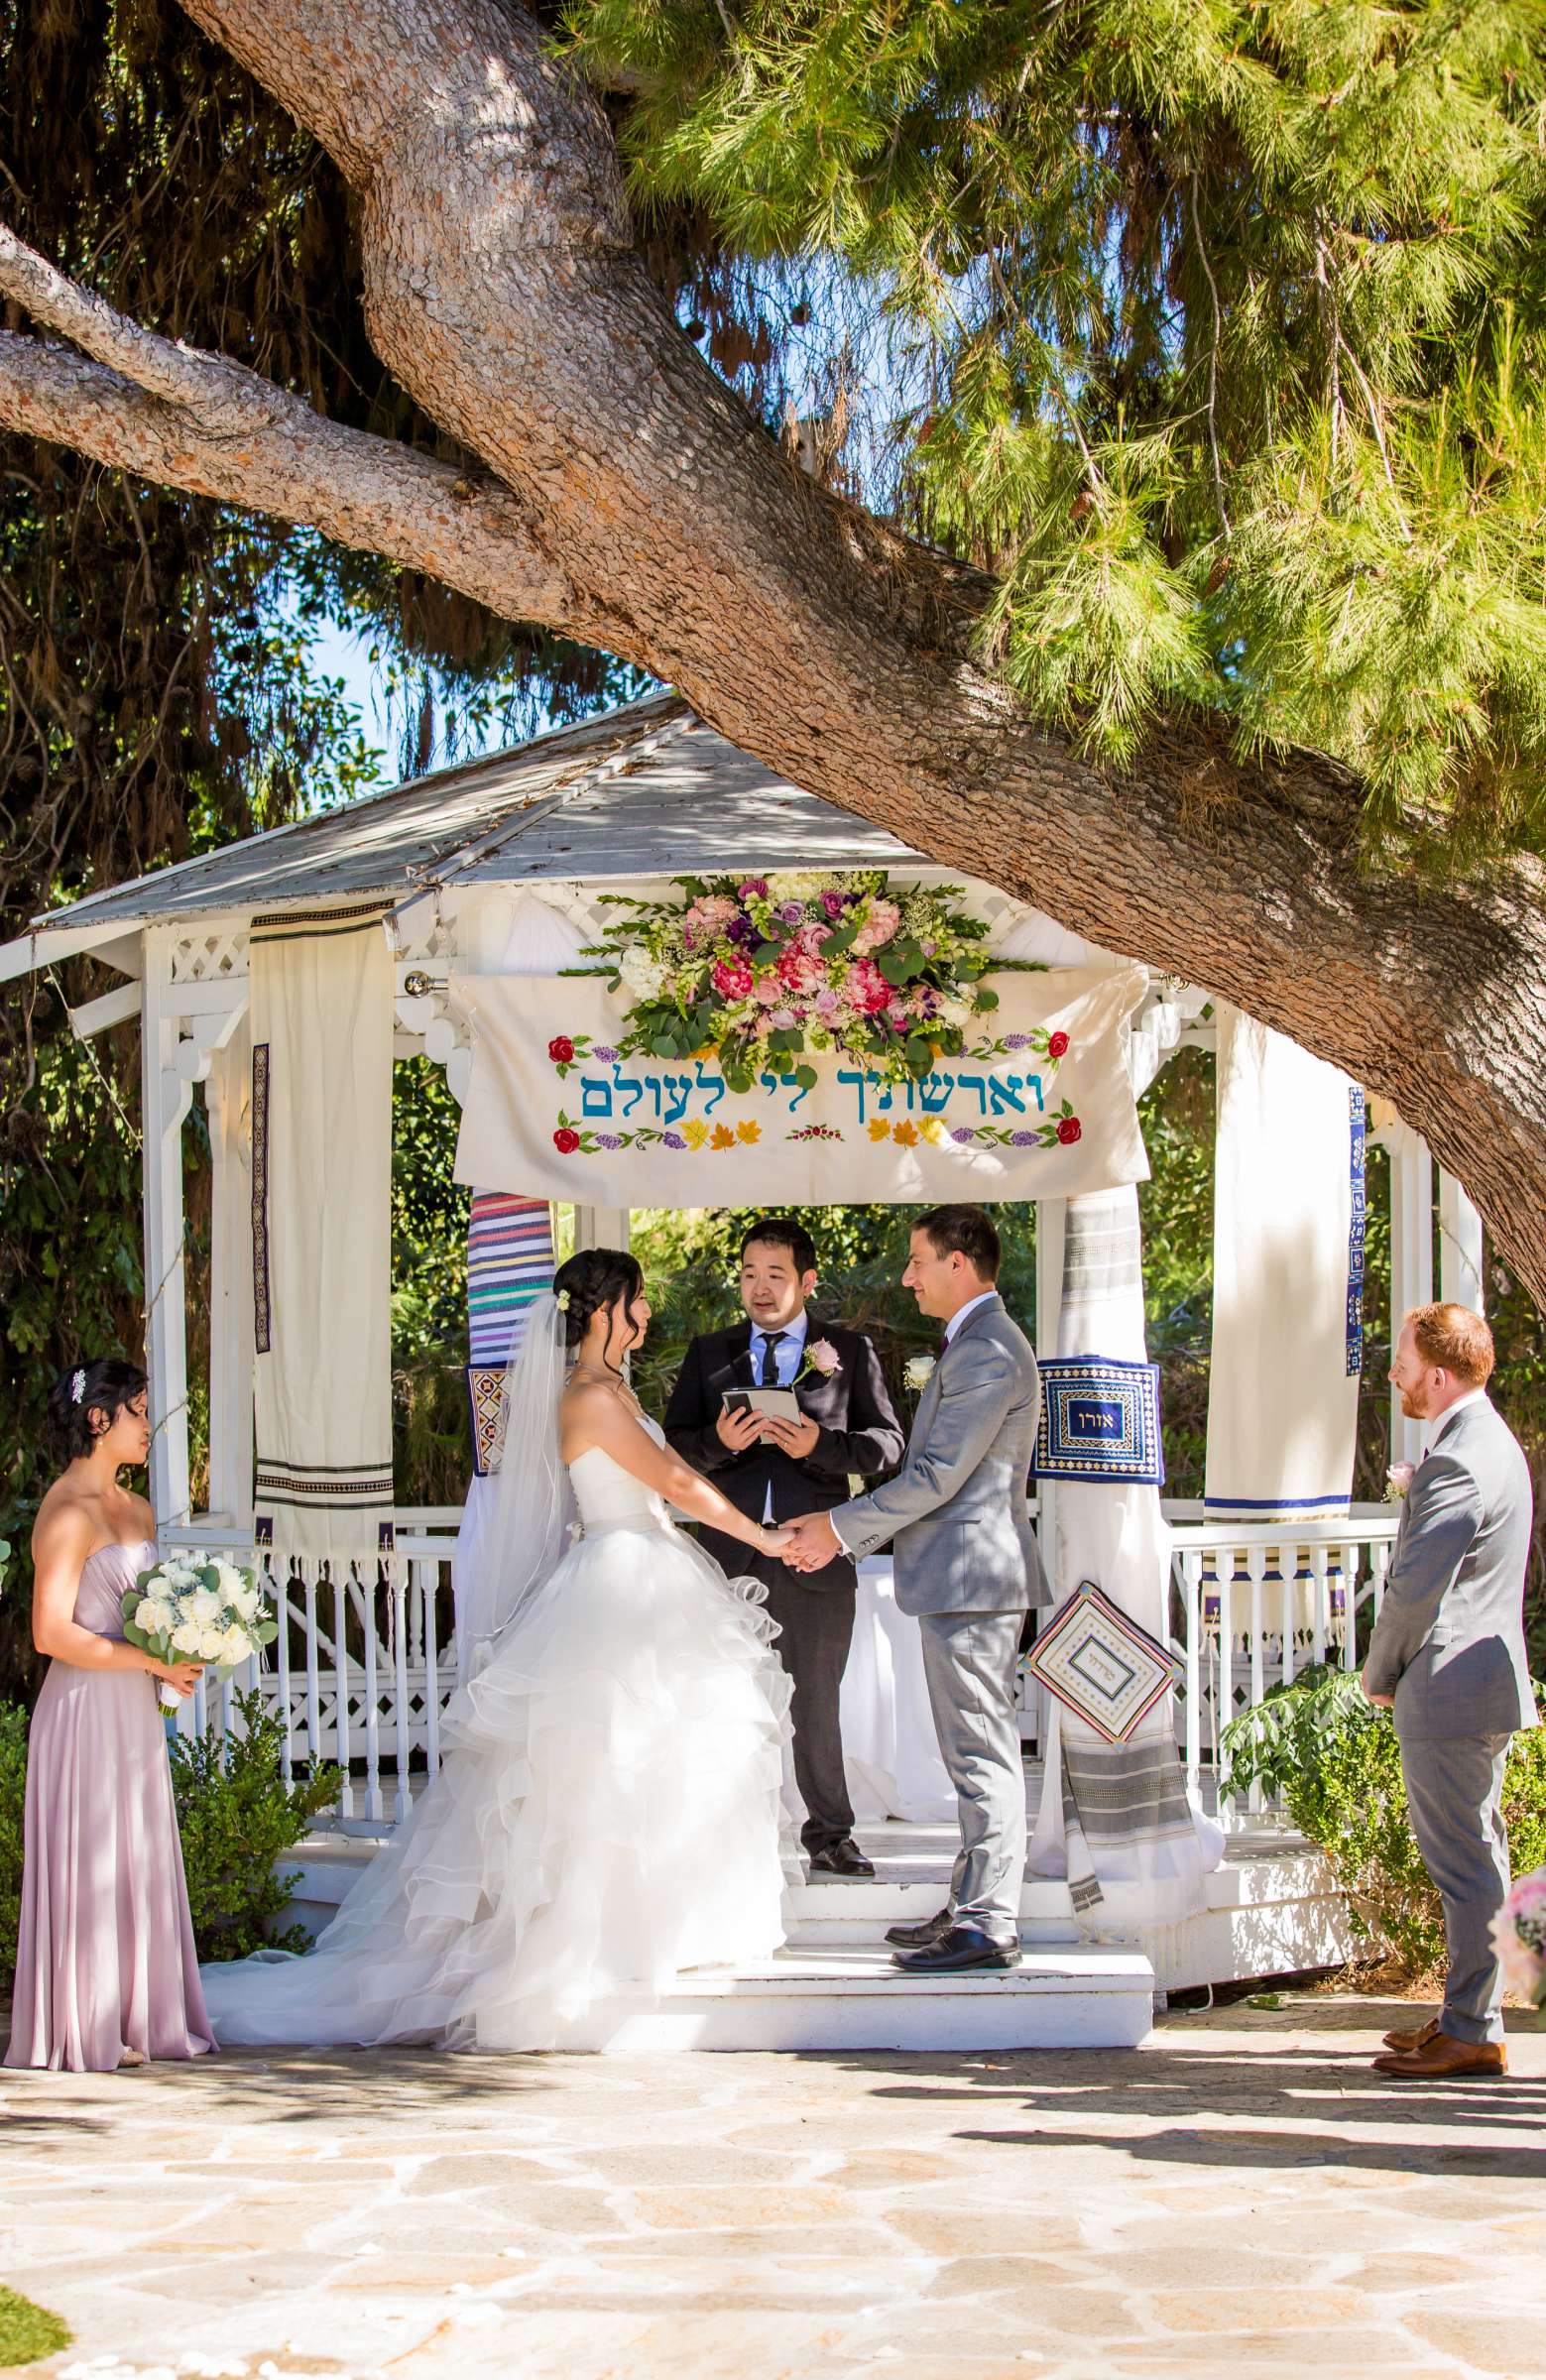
455, 1291, 575, 1685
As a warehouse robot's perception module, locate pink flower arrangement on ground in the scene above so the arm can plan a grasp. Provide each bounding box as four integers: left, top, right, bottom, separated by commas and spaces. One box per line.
570, 869, 1027, 1090
1491, 1866, 1546, 2005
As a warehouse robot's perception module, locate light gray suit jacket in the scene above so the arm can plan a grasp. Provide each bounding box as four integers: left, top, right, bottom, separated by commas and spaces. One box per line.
1365, 1395, 1536, 1738
834, 1295, 1051, 1618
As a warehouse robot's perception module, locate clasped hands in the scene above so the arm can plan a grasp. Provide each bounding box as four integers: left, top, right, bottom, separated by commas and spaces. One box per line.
758, 1511, 842, 1573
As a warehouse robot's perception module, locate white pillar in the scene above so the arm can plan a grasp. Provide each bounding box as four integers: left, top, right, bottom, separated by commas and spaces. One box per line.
205, 1013, 255, 1526
140, 926, 192, 1531
1388, 1125, 1434, 1467
573, 1205, 631, 1253
1438, 1170, 1485, 1314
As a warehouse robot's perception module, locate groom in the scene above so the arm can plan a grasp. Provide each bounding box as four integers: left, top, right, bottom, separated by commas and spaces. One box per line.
784, 1205, 1048, 1971
662, 1217, 905, 1876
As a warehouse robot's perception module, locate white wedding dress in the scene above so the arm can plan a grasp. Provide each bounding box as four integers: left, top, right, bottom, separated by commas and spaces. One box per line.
199, 1413, 793, 2051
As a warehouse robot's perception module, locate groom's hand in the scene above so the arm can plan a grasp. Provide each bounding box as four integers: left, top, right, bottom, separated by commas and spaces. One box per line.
783, 1511, 842, 1572
762, 1410, 820, 1460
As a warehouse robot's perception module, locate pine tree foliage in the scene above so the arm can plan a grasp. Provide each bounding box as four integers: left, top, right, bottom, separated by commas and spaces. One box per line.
569, 0, 1546, 861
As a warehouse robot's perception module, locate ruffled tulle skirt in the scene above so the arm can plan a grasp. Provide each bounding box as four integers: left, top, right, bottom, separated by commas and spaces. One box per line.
198, 1523, 792, 2051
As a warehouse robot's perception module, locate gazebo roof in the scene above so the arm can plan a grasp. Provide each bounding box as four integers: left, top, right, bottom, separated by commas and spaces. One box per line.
6, 693, 938, 968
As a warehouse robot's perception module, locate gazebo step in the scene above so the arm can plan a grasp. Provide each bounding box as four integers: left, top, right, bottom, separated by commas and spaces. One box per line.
549, 1947, 1155, 2053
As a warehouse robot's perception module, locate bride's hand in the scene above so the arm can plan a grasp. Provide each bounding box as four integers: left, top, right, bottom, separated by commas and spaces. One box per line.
757, 1525, 795, 1559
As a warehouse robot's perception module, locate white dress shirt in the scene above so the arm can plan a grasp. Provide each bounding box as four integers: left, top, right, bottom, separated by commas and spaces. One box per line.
751, 1307, 808, 1521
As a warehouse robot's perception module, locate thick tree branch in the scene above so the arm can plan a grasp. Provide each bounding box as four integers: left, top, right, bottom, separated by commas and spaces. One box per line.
0, 305, 598, 640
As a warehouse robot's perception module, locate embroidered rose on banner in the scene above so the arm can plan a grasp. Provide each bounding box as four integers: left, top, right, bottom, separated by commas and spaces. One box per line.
1047, 1031, 1070, 1060
546, 1032, 593, 1080
1056, 1116, 1083, 1145
553, 1127, 581, 1154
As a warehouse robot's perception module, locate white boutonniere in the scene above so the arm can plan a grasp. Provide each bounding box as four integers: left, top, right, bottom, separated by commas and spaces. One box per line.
793, 1338, 842, 1386
904, 1354, 936, 1393
1384, 1462, 1416, 1501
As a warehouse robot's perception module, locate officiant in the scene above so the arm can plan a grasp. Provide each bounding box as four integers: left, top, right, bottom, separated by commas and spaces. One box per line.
663, 1218, 905, 1877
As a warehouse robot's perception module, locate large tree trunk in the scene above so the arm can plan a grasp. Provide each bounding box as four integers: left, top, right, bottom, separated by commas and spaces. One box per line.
4, 0, 1545, 1297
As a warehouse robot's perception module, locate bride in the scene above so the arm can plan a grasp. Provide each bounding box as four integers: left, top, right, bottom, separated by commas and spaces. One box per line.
200, 1248, 795, 2051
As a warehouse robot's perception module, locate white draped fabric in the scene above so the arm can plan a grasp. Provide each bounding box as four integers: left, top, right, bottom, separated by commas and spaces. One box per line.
1025, 1187, 1225, 1927
1206, 1005, 1363, 1523
839, 1563, 958, 1825
251, 904, 394, 1570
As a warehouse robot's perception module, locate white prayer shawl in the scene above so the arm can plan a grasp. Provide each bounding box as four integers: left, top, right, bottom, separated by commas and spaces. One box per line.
1025, 1187, 1225, 1927
1205, 1007, 1363, 1525
452, 893, 584, 1666
251, 904, 395, 1572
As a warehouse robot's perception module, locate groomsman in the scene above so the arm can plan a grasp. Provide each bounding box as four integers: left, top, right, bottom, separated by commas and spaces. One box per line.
663, 1218, 905, 1876
1365, 1303, 1535, 2081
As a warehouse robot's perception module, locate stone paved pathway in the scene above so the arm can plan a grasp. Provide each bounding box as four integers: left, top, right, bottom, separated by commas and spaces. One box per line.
1, 1997, 1542, 2380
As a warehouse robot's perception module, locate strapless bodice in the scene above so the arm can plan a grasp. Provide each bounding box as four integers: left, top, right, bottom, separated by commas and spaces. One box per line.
567, 1416, 672, 1534
73, 1539, 157, 1640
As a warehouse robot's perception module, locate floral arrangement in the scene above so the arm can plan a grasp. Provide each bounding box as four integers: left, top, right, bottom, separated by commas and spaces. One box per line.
794, 1338, 841, 1386
1384, 1463, 1416, 1501
566, 870, 1038, 1090
903, 1355, 937, 1393
1491, 1865, 1546, 2005
122, 1555, 277, 1709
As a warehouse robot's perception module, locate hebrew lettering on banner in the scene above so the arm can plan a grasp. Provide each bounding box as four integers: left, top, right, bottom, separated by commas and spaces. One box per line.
448, 963, 1149, 1207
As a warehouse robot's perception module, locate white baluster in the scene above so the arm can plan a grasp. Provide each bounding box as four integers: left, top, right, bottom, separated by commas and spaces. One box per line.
1215, 1550, 1237, 1828
1278, 1542, 1295, 1691
362, 1564, 384, 1826
1342, 1542, 1362, 1670
272, 1558, 294, 1785
1245, 1545, 1269, 1819
333, 1571, 353, 1821
1309, 1545, 1329, 1669
421, 1558, 441, 1778
391, 1565, 413, 1824
302, 1566, 322, 1778
1180, 1550, 1202, 1801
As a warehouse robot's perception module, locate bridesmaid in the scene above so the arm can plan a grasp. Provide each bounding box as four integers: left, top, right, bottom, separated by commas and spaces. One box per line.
4, 1359, 216, 2073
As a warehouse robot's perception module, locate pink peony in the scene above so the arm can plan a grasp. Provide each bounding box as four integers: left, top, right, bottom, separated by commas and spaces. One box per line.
853, 897, 901, 955
844, 959, 893, 1016
778, 944, 822, 996
712, 957, 755, 1000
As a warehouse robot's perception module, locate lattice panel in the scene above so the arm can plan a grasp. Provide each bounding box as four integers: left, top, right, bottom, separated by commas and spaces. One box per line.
171, 929, 248, 983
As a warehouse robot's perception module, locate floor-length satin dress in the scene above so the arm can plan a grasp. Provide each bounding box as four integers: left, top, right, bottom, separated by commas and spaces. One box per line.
4, 1539, 216, 2073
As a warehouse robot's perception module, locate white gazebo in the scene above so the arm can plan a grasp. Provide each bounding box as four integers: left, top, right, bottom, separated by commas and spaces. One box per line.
0, 691, 1486, 2047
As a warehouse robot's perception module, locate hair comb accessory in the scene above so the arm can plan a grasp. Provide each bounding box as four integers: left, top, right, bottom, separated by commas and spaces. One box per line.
555, 1289, 571, 1312
69, 1368, 86, 1405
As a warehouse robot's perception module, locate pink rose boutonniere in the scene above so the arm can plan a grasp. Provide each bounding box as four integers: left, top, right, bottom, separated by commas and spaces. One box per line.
794, 1339, 842, 1386
1385, 1462, 1416, 1501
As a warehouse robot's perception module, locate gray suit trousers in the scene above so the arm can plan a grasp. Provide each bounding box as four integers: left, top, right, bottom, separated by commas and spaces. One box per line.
1398, 1729, 1512, 2046
917, 1609, 1026, 1942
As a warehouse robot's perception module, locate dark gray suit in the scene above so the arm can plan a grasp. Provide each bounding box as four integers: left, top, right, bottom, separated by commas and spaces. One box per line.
1365, 1394, 1536, 2044
834, 1295, 1049, 1939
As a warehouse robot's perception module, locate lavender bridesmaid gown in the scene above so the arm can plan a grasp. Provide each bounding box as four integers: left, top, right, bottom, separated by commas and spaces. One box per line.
4, 1539, 216, 2073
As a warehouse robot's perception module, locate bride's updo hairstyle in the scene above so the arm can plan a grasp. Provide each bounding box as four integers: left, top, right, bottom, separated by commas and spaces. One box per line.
48, 1358, 148, 1460
554, 1248, 647, 1362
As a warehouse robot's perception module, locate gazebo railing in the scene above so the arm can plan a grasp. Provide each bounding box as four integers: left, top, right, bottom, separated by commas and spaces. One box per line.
1167, 1509, 1401, 1828
166, 1503, 1402, 1832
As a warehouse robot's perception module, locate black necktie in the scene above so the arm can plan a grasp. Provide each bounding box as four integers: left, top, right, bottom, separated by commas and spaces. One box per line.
756, 1330, 786, 1387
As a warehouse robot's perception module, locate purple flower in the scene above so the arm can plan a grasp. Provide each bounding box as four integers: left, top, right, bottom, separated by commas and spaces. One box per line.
1010, 1130, 1036, 1146
663, 1130, 686, 1150
594, 1044, 619, 1063
738, 878, 769, 900
820, 892, 846, 920
597, 1133, 624, 1150
951, 1126, 976, 1144
777, 899, 806, 925
727, 914, 760, 947
1005, 1033, 1030, 1050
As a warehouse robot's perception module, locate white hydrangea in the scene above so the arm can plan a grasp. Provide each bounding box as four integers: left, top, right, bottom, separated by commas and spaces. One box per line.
766, 871, 831, 903
620, 947, 668, 1002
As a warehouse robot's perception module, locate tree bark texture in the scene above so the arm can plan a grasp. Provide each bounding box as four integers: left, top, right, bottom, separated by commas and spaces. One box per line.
2, 0, 1545, 1299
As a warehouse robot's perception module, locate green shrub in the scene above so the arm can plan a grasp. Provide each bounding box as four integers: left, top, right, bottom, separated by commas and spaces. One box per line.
170, 1688, 340, 1962
1221, 1664, 1546, 1980
0, 2285, 71, 2367
0, 1686, 338, 1987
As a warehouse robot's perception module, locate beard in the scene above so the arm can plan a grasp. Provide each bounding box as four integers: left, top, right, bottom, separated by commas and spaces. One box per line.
1397, 1387, 1427, 1420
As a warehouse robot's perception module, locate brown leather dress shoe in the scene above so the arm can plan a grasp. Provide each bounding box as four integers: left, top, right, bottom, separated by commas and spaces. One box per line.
1371, 2031, 1507, 2080
1381, 2014, 1441, 2054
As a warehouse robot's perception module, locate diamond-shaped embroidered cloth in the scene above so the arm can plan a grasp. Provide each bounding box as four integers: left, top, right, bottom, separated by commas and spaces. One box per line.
1024, 1579, 1181, 1746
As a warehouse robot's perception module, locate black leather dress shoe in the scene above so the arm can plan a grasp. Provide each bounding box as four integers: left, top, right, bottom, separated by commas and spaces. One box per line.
806, 1838, 877, 1878
885, 1906, 954, 1950
891, 1924, 1021, 1974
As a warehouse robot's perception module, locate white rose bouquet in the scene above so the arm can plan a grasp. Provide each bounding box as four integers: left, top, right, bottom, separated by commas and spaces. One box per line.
121, 1555, 276, 1709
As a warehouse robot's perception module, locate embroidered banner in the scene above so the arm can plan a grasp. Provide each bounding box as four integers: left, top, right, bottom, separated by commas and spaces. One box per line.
466, 1191, 554, 1368
1035, 1356, 1164, 1486
1024, 1580, 1181, 1746
449, 963, 1149, 1206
